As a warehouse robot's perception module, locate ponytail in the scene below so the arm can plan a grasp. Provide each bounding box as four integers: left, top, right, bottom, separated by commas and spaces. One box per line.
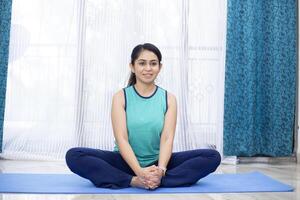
127, 72, 136, 87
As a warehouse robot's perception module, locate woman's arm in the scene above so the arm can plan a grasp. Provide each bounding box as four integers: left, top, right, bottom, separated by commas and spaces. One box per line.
158, 93, 177, 173
111, 90, 143, 176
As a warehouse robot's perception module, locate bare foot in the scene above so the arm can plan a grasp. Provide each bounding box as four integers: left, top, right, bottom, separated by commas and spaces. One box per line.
130, 176, 149, 189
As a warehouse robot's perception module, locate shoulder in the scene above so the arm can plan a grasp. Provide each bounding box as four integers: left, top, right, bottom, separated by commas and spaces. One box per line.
113, 89, 125, 98
112, 89, 126, 108
167, 92, 177, 107
157, 86, 177, 107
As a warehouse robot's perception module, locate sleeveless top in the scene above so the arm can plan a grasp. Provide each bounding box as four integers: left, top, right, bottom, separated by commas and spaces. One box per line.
113, 84, 168, 167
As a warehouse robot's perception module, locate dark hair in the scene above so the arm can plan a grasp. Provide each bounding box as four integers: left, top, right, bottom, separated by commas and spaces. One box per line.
127, 43, 162, 86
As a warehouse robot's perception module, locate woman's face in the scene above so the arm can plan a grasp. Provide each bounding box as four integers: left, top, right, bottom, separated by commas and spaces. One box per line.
130, 50, 162, 85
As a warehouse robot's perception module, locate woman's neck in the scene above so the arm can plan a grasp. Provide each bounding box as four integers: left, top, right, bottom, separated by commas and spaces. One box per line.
134, 82, 156, 97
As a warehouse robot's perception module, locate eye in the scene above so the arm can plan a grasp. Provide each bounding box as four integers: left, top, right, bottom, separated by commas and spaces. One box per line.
138, 62, 146, 66
151, 62, 158, 66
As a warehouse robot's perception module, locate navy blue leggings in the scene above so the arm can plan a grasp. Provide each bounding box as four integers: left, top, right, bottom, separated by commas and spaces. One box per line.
65, 147, 221, 189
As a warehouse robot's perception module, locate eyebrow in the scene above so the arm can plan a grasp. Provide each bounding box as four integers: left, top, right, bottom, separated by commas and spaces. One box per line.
137, 59, 159, 62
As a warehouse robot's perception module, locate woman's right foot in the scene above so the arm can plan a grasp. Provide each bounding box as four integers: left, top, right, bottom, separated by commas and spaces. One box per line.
130, 176, 149, 189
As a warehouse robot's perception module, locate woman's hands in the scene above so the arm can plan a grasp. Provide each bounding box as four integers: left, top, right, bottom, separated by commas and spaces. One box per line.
135, 165, 164, 190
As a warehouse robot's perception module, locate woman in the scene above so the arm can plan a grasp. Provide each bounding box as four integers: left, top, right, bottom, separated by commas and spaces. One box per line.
65, 43, 221, 190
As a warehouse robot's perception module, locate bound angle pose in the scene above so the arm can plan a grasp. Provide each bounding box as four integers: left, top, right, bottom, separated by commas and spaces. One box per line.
66, 43, 221, 189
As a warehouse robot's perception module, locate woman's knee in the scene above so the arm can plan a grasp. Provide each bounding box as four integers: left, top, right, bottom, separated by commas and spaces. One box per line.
209, 149, 221, 170
193, 149, 221, 171
65, 147, 84, 168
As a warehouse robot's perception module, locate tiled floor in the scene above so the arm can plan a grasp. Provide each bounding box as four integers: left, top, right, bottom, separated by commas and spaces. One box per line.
0, 159, 298, 200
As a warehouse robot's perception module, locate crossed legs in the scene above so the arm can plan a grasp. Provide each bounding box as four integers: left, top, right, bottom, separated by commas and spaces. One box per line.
65, 148, 221, 189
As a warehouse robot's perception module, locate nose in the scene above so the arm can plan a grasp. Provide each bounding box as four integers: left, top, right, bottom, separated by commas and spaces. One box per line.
145, 63, 151, 70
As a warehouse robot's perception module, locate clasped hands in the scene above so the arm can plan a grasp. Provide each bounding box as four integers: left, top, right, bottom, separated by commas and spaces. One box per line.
136, 165, 164, 190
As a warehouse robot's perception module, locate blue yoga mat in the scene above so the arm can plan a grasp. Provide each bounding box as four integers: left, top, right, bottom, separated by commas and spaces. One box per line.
0, 171, 293, 194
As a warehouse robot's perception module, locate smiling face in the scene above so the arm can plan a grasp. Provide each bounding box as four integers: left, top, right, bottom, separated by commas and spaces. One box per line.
130, 50, 162, 85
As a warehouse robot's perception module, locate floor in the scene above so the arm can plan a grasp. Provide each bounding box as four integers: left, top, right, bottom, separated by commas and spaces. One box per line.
0, 159, 298, 200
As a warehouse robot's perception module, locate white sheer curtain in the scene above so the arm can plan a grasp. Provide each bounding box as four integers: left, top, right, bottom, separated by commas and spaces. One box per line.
1, 0, 227, 160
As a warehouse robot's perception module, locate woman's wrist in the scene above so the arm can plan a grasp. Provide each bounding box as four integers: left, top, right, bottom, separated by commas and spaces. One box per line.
135, 167, 144, 177
158, 166, 167, 176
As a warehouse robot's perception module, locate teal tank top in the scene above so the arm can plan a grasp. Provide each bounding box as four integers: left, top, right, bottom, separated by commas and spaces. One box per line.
114, 84, 168, 167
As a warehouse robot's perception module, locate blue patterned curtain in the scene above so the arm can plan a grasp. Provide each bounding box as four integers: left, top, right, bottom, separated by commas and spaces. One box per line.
223, 0, 297, 156
0, 0, 12, 152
